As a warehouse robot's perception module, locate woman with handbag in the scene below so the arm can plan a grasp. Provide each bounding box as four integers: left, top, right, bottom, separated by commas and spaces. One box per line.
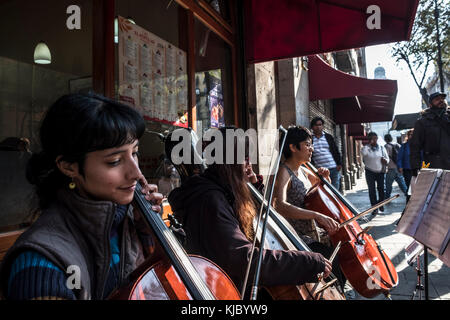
361, 132, 389, 216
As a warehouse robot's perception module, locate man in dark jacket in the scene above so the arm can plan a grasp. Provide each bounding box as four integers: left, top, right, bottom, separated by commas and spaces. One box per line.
409, 92, 450, 173
310, 117, 342, 190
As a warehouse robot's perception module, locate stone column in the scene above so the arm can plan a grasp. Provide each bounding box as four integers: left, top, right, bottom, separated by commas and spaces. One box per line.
340, 124, 351, 190
247, 62, 278, 177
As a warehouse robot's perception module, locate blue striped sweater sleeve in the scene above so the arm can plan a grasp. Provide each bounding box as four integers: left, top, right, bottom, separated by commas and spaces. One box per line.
7, 251, 76, 300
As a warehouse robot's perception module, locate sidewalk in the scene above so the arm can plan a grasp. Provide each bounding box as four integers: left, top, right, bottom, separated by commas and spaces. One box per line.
342, 176, 450, 300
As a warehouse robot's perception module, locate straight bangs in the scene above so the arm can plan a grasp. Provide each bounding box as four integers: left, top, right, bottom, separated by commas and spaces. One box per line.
77, 101, 146, 154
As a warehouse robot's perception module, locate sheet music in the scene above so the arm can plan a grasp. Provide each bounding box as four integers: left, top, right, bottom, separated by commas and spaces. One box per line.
414, 171, 450, 252
396, 169, 450, 267
440, 243, 450, 267
396, 170, 439, 236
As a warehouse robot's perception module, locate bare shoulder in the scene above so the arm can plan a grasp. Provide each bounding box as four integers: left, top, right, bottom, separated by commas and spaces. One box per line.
276, 165, 291, 183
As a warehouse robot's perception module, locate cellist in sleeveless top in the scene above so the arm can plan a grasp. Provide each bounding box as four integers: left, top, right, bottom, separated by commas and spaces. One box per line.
168, 127, 332, 299
272, 125, 347, 291
0, 93, 163, 300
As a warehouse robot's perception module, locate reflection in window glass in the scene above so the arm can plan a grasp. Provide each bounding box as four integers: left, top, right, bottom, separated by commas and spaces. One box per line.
115, 0, 185, 194
195, 19, 232, 134
0, 0, 93, 230
204, 0, 231, 23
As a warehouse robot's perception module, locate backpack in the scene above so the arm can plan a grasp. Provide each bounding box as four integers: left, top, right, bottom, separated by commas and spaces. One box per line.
387, 143, 399, 163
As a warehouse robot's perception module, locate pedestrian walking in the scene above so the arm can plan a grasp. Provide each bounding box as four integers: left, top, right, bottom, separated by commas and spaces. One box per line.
409, 91, 450, 173
384, 134, 408, 198
310, 117, 342, 191
397, 129, 415, 193
361, 132, 389, 215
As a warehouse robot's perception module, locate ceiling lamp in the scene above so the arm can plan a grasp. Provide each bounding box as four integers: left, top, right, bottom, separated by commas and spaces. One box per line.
34, 42, 51, 64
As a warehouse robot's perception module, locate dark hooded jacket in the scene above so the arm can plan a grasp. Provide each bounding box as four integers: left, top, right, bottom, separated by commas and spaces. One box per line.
409, 107, 450, 170
168, 168, 326, 293
0, 188, 152, 300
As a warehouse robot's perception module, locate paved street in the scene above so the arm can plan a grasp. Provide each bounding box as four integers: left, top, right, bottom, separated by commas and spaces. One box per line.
342, 175, 450, 300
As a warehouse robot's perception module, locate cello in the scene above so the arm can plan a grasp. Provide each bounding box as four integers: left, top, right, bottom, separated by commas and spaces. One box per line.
241, 126, 344, 300
108, 182, 240, 300
248, 182, 345, 300
303, 162, 398, 298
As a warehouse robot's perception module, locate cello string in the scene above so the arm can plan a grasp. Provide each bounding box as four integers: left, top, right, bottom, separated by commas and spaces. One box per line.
134, 183, 215, 299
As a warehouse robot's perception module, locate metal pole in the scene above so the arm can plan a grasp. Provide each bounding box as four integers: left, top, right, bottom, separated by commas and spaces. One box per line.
434, 0, 445, 92
424, 246, 429, 300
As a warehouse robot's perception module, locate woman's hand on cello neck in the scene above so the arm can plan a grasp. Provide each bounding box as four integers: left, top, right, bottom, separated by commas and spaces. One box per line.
139, 175, 164, 213
245, 159, 259, 184
317, 167, 331, 182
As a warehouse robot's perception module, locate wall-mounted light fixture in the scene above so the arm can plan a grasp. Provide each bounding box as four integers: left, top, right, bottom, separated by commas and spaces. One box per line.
34, 42, 51, 64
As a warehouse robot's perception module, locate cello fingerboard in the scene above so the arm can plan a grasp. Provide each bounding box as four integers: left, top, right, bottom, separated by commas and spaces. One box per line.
134, 183, 215, 300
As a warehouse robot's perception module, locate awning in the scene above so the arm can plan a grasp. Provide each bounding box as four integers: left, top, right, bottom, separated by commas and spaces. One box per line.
308, 55, 398, 124
347, 123, 366, 136
390, 112, 421, 130
244, 0, 419, 64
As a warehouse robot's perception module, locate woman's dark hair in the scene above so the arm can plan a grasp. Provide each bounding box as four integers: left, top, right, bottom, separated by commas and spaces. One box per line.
207, 126, 256, 240
281, 125, 312, 159
27, 93, 146, 209
310, 117, 324, 128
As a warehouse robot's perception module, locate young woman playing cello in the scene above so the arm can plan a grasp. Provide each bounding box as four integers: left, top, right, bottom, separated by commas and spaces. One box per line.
0, 93, 163, 300
272, 125, 347, 291
168, 127, 332, 298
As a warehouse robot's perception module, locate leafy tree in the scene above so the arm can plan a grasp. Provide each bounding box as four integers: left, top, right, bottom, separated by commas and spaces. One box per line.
390, 0, 449, 107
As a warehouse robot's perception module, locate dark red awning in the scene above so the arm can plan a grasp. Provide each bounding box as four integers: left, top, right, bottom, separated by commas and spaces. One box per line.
308, 55, 397, 124
244, 0, 418, 64
347, 123, 366, 136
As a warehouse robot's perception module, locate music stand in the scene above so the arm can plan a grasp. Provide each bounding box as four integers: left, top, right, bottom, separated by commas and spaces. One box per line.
404, 240, 425, 300
396, 169, 450, 300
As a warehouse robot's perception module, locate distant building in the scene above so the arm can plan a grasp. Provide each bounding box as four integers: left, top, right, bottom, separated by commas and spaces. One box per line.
368, 64, 401, 144
374, 63, 386, 79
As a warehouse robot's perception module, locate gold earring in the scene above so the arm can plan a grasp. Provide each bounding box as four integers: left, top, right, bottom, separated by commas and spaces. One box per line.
69, 178, 76, 190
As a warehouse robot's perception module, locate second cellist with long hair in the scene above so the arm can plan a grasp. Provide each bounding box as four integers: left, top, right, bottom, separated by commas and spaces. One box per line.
168, 127, 332, 299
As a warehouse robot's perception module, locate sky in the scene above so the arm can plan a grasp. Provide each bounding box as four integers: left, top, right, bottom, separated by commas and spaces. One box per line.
365, 44, 426, 116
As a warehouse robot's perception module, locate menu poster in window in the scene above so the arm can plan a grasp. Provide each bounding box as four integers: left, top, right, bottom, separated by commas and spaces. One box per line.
118, 84, 139, 110
208, 80, 224, 128
117, 16, 187, 128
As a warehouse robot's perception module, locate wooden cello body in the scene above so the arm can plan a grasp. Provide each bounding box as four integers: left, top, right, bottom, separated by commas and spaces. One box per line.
109, 255, 240, 300
109, 182, 240, 300
248, 183, 345, 300
303, 163, 398, 298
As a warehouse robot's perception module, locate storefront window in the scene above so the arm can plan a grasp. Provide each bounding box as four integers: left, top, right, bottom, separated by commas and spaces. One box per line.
114, 0, 185, 193
195, 19, 233, 134
0, 0, 93, 230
